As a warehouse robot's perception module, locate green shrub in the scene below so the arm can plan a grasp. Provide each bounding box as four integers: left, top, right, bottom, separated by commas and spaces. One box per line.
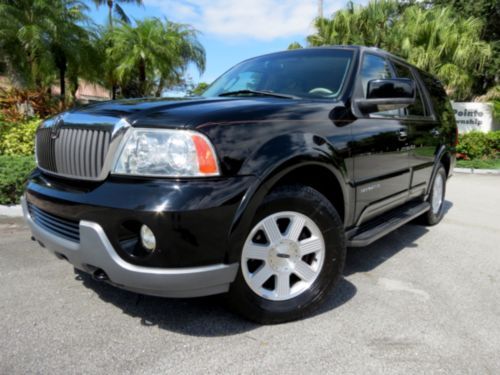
0, 155, 36, 205
0, 117, 40, 156
456, 131, 500, 160
494, 100, 500, 123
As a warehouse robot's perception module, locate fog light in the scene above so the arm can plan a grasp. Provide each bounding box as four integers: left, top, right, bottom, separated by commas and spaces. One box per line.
140, 225, 156, 252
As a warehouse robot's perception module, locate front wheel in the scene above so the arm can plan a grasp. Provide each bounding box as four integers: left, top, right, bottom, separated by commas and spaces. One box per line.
227, 185, 346, 324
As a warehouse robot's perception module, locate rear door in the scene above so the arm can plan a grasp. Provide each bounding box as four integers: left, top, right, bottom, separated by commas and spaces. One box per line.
351, 53, 411, 224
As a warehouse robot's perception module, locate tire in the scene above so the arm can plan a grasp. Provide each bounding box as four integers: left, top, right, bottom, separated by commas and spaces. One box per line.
227, 184, 346, 324
421, 164, 447, 226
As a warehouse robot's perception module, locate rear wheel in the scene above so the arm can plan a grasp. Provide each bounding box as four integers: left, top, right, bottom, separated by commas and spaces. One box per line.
227, 185, 346, 324
421, 164, 447, 226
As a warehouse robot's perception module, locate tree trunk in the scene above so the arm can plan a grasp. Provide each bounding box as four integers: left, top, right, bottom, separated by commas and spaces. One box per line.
139, 59, 146, 97
70, 75, 79, 104
59, 61, 67, 108
108, 0, 114, 27
155, 77, 164, 97
108, 0, 115, 97
318, 0, 323, 18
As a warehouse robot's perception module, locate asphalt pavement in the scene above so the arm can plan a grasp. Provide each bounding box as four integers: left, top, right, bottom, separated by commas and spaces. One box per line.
1, 173, 499, 374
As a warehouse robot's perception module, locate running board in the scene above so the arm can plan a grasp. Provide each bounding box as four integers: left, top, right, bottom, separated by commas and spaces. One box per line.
346, 201, 430, 247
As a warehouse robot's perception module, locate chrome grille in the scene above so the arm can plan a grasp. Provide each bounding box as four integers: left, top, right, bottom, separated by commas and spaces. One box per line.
28, 203, 80, 242
36, 127, 111, 180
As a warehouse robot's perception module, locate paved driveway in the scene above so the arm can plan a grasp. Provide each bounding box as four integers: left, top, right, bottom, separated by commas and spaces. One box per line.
1, 173, 499, 374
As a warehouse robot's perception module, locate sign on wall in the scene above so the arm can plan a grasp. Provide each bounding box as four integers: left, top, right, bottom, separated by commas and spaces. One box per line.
452, 102, 495, 133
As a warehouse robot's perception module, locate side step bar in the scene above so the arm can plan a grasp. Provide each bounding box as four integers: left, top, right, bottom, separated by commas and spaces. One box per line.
346, 201, 430, 247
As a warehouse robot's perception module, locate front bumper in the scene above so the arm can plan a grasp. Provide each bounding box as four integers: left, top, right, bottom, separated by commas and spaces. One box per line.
25, 171, 257, 268
22, 197, 239, 298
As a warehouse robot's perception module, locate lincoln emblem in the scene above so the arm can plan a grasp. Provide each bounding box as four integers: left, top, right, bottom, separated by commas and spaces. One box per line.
51, 117, 64, 139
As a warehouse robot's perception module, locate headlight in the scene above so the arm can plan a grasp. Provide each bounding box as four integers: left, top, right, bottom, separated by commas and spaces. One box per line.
113, 129, 220, 177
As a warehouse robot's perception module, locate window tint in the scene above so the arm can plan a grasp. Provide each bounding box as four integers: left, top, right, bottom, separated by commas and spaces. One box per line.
392, 62, 426, 117
360, 53, 398, 117
419, 71, 448, 116
419, 70, 455, 133
360, 54, 393, 96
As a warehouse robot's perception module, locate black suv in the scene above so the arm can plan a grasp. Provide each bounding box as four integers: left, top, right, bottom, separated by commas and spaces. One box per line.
23, 46, 456, 323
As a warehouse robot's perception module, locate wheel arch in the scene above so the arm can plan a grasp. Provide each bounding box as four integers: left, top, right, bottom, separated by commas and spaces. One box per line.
440, 151, 451, 177
426, 146, 453, 198
269, 164, 346, 224
226, 157, 349, 264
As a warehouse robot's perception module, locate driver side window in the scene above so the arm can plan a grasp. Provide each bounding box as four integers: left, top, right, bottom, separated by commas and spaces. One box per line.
360, 53, 398, 117
360, 54, 393, 96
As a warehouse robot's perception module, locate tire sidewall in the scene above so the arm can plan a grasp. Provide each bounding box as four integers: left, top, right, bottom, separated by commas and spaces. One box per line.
228, 186, 345, 323
426, 166, 447, 225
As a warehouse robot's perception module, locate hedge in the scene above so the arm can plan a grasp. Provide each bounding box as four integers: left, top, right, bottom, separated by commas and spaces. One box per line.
0, 116, 40, 156
0, 155, 36, 205
456, 131, 500, 160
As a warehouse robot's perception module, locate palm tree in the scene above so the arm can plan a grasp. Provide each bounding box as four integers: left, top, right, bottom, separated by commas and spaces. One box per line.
388, 6, 491, 100
91, 1, 143, 99
305, 0, 492, 100
307, 0, 400, 47
0, 0, 101, 105
91, 0, 143, 27
48, 0, 95, 105
0, 0, 55, 89
287, 42, 303, 50
108, 18, 205, 97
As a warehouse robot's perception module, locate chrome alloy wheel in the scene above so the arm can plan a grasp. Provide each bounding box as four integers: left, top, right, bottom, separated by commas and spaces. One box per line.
241, 211, 325, 301
431, 173, 444, 214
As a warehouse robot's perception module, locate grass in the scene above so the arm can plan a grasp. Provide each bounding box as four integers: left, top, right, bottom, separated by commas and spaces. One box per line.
456, 159, 500, 170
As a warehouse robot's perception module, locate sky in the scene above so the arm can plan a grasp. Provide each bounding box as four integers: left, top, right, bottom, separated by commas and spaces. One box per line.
89, 0, 368, 86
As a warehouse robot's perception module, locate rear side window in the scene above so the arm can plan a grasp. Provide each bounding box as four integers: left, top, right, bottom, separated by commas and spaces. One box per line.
419, 70, 455, 125
392, 62, 427, 117
419, 70, 457, 141
419, 71, 447, 115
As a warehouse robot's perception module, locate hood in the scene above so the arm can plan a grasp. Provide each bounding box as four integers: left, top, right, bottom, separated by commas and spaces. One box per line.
62, 96, 324, 129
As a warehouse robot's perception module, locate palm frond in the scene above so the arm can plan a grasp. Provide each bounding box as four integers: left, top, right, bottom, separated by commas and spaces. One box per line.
305, 0, 492, 100
113, 4, 131, 24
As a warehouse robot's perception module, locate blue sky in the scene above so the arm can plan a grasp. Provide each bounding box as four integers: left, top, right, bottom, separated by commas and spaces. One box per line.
89, 0, 368, 86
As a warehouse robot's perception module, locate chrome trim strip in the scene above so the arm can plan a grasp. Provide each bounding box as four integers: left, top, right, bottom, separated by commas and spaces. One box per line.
355, 190, 408, 226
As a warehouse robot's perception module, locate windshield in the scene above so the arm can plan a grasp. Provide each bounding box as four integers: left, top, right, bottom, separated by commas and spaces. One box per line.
202, 49, 353, 100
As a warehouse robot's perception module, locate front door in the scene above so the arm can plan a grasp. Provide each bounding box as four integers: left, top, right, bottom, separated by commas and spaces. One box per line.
351, 53, 411, 224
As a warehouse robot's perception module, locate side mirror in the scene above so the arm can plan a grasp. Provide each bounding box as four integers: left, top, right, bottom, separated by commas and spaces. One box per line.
355, 78, 416, 114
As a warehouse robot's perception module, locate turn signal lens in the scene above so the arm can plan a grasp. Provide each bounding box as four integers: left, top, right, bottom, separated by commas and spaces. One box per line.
192, 135, 219, 175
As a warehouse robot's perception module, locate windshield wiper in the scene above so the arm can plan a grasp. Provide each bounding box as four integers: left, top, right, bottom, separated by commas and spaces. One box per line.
218, 89, 299, 99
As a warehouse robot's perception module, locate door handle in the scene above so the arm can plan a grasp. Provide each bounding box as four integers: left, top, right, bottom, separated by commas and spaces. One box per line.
397, 129, 408, 141
431, 128, 441, 137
